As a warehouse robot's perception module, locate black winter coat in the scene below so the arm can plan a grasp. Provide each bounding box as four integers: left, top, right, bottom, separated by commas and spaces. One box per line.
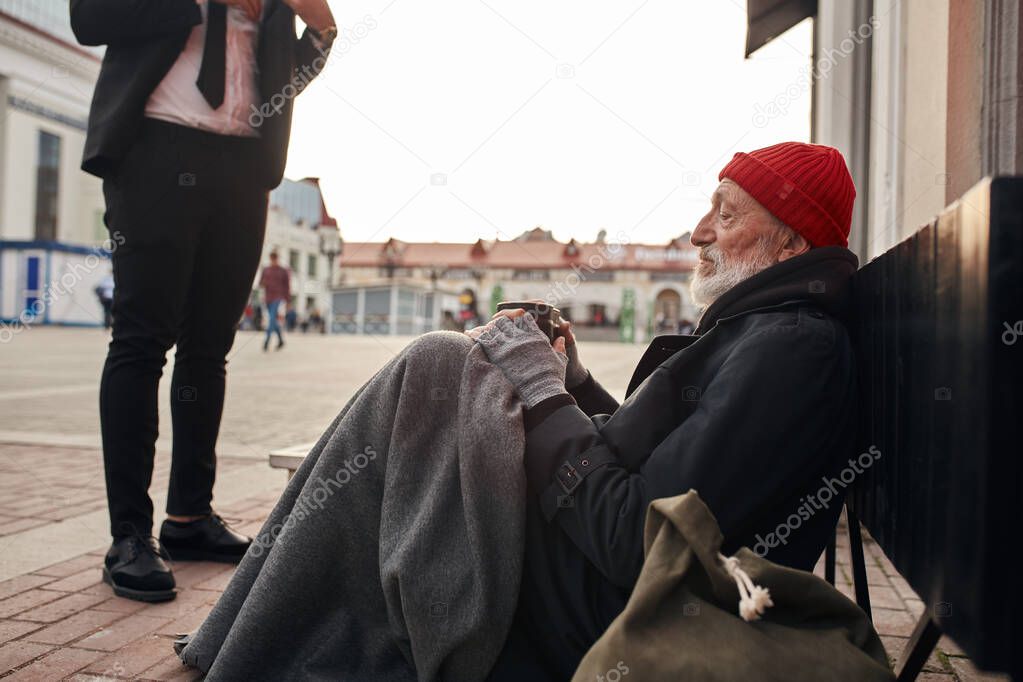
489, 246, 861, 680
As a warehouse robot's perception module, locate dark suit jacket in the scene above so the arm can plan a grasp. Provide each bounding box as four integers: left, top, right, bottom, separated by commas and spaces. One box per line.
70, 0, 329, 189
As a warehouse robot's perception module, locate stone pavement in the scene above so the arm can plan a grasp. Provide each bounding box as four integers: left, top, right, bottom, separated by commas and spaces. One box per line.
0, 328, 1008, 680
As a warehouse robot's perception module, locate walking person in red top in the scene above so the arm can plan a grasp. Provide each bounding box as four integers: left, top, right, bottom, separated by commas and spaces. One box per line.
259, 252, 291, 351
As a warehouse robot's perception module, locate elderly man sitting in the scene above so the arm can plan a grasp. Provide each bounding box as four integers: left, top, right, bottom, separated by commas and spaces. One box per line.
478, 141, 859, 679
179, 142, 860, 681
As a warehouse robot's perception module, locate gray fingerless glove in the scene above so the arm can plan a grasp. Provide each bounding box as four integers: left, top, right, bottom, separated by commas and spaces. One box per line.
564, 342, 589, 390
473, 313, 569, 408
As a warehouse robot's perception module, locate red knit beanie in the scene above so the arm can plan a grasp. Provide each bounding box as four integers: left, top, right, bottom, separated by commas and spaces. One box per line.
718, 142, 855, 248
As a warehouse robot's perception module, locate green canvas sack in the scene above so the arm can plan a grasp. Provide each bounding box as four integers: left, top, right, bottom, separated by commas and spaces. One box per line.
572, 492, 894, 682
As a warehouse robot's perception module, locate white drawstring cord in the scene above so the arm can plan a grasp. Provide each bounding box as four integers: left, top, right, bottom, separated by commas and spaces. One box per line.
719, 553, 774, 622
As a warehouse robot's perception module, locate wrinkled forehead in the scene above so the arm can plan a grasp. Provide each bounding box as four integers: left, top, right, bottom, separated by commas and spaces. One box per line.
713, 179, 768, 217
712, 179, 749, 207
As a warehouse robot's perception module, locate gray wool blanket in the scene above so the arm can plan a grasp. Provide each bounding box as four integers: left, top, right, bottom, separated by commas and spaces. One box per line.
178, 331, 527, 681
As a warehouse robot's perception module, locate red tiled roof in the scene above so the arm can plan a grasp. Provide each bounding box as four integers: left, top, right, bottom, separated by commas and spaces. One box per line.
341, 238, 698, 271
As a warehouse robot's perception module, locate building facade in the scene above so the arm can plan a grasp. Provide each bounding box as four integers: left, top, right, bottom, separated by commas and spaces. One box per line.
337, 228, 699, 343
767, 0, 1023, 260
249, 178, 340, 329
0, 1, 111, 329
0, 0, 104, 246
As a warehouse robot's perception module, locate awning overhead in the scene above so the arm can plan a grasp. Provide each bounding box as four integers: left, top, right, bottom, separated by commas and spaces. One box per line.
745, 0, 817, 57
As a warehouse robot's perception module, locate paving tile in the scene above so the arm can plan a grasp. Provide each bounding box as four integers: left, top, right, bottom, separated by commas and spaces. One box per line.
90, 594, 151, 615
13, 591, 108, 623
888, 574, 919, 601
903, 598, 926, 618
0, 574, 55, 601
134, 588, 218, 620
4, 645, 104, 681
82, 634, 177, 679
864, 565, 891, 586
937, 634, 966, 657
881, 635, 947, 673
870, 606, 917, 637
73, 613, 171, 652
0, 640, 53, 673
138, 653, 203, 681
865, 585, 905, 610
155, 607, 212, 638
945, 655, 1012, 681
0, 619, 43, 645
35, 555, 104, 579
0, 518, 50, 535
194, 568, 235, 592
0, 589, 65, 619
33, 502, 107, 522
23, 609, 124, 646
166, 562, 234, 590
37, 567, 105, 594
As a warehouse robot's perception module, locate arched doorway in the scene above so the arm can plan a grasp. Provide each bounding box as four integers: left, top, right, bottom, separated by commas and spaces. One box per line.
654, 289, 682, 333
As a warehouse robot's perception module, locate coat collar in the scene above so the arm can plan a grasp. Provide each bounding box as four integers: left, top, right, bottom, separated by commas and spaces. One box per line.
694, 246, 859, 335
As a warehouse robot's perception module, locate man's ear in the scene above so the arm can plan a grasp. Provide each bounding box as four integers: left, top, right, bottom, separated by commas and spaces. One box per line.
777, 230, 810, 262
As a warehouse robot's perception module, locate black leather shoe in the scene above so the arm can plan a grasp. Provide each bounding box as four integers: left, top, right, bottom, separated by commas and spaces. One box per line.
159, 513, 251, 563
102, 535, 177, 602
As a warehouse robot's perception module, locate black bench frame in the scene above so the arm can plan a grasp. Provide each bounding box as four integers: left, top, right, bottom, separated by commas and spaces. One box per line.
823, 176, 1022, 682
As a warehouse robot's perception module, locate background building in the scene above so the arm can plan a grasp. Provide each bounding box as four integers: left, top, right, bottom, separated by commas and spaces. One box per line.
0, 0, 103, 246
0, 0, 108, 328
248, 178, 341, 332
750, 0, 1023, 260
336, 227, 699, 342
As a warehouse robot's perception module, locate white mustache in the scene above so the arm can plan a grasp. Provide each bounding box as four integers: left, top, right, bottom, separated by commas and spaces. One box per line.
699, 246, 724, 265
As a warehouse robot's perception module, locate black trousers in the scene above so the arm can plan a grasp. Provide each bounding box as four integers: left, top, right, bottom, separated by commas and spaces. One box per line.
100, 118, 268, 538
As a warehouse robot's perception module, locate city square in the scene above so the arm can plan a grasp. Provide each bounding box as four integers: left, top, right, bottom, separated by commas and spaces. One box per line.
1, 0, 1020, 679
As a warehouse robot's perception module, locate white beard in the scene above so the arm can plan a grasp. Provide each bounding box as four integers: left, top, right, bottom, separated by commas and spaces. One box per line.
690, 238, 779, 308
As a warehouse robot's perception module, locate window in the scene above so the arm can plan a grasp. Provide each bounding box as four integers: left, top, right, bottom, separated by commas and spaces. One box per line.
35, 131, 61, 241
511, 269, 550, 281
378, 266, 412, 278
442, 268, 475, 279
588, 303, 609, 326
307, 254, 318, 278
650, 271, 689, 282
289, 249, 301, 273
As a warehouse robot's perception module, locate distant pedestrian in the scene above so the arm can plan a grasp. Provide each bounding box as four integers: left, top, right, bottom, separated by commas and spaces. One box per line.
677, 318, 695, 335
95, 271, 114, 328
307, 307, 325, 334
285, 304, 298, 332
440, 310, 461, 331
259, 252, 290, 351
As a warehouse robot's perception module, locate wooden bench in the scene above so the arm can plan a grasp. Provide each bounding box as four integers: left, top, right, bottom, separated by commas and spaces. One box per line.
826, 176, 1022, 681
269, 442, 315, 480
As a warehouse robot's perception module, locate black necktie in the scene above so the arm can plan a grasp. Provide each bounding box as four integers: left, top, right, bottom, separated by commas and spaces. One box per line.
196, 1, 227, 109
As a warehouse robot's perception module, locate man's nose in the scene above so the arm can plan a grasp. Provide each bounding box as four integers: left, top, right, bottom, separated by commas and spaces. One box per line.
691, 215, 714, 247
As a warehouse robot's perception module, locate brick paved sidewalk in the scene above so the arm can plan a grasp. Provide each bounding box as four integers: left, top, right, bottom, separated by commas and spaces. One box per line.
0, 442, 1009, 681
0, 488, 279, 681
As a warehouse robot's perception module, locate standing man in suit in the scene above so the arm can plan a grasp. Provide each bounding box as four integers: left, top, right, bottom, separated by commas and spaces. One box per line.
71, 0, 336, 602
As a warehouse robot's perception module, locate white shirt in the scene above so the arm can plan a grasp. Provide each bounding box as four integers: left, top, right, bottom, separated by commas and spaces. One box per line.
145, 0, 262, 137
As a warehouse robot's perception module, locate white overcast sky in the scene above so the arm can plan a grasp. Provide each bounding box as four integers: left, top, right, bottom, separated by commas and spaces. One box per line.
285, 1, 812, 246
